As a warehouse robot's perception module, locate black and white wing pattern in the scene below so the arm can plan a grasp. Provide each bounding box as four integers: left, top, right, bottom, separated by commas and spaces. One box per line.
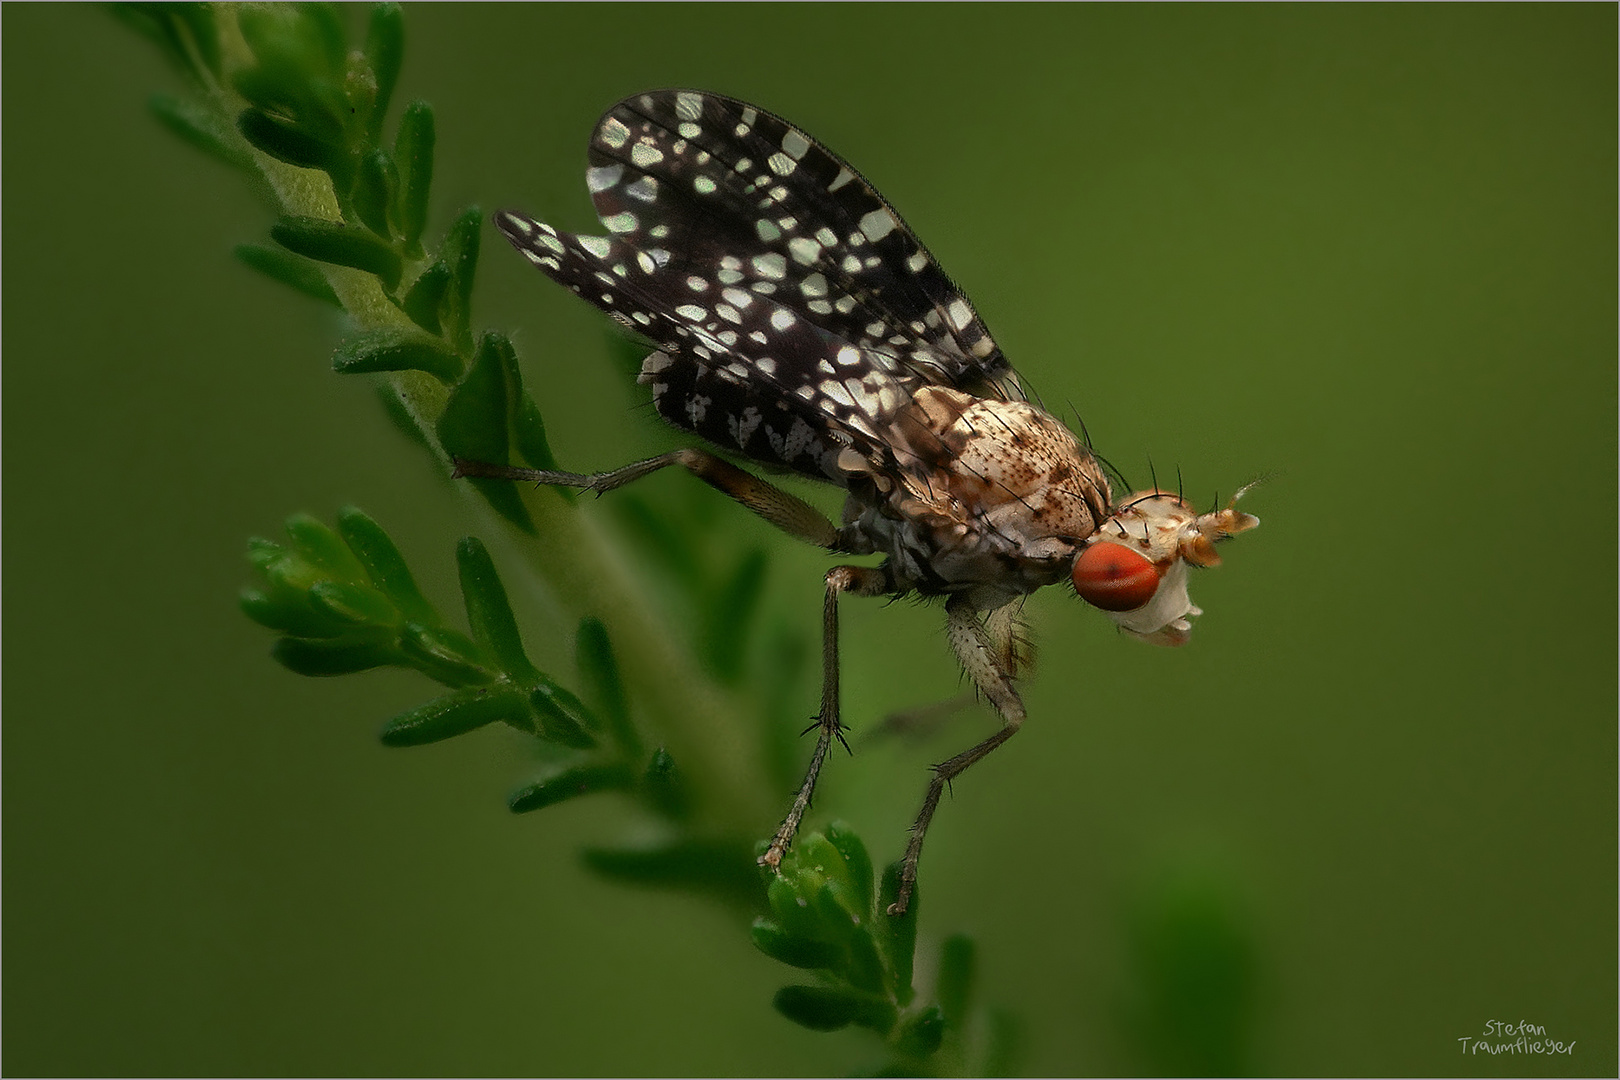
495, 89, 1020, 482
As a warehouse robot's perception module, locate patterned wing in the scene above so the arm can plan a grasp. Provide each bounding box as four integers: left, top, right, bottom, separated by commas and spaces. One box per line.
584, 91, 1017, 397
494, 90, 1016, 482
496, 209, 913, 482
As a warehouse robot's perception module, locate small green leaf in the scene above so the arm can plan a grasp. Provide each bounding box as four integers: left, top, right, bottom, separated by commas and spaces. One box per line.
456, 537, 540, 683
767, 873, 827, 944
509, 762, 635, 813
271, 215, 402, 291
529, 677, 599, 748
380, 684, 530, 747
895, 1005, 946, 1059
439, 206, 481, 353
400, 261, 449, 334
394, 101, 435, 254
237, 107, 343, 175
308, 580, 397, 626
437, 332, 533, 533
335, 507, 437, 624
399, 622, 493, 686
284, 513, 365, 580
797, 833, 858, 910
234, 244, 342, 307
772, 985, 896, 1035
149, 93, 251, 171
354, 148, 398, 239
242, 585, 354, 638
751, 918, 844, 971
879, 862, 919, 1007
239, 588, 286, 629
810, 880, 885, 993
936, 933, 977, 1028
363, 4, 404, 143
332, 329, 462, 382
246, 536, 283, 571
575, 618, 637, 755
271, 636, 398, 677
826, 822, 876, 917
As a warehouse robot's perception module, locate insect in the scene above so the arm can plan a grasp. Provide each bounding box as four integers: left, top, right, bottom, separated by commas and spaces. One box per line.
459, 90, 1259, 915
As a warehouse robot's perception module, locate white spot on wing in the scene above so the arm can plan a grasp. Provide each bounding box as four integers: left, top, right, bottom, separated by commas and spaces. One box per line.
788, 237, 822, 265
600, 117, 630, 149
751, 253, 787, 279
586, 165, 623, 193
859, 208, 898, 242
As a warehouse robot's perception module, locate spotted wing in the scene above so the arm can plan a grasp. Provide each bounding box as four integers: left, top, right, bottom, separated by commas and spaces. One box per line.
583, 90, 1018, 399
494, 90, 1014, 483
496, 209, 914, 482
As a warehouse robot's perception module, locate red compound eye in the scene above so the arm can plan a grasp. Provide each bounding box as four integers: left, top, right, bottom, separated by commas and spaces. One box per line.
1073, 542, 1161, 612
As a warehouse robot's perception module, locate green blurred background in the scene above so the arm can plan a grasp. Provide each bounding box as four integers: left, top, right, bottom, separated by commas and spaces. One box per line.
5, 4, 1614, 1075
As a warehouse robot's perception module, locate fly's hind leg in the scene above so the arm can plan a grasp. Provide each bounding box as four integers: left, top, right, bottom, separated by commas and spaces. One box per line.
759, 563, 891, 872
887, 595, 1028, 916
454, 449, 840, 548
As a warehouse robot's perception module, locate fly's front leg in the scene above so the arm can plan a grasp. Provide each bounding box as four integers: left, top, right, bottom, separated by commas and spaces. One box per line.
888, 594, 1028, 916
455, 448, 839, 549
760, 563, 890, 873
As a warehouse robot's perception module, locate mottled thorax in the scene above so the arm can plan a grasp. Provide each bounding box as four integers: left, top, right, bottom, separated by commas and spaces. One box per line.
841, 386, 1112, 602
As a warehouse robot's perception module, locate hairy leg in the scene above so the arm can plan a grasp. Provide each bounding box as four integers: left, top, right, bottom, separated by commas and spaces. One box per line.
759, 563, 891, 872
888, 594, 1027, 916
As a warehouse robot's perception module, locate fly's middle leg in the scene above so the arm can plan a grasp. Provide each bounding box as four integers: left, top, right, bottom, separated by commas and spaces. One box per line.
759, 563, 890, 873
887, 595, 1028, 916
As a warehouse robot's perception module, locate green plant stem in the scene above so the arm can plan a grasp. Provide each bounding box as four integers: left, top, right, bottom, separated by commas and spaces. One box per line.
209, 6, 772, 831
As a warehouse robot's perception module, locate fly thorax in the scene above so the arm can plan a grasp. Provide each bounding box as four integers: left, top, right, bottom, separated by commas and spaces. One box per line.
833, 387, 1112, 594
890, 386, 1110, 542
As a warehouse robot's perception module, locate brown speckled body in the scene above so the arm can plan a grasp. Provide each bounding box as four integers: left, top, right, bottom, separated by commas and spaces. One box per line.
836, 386, 1114, 608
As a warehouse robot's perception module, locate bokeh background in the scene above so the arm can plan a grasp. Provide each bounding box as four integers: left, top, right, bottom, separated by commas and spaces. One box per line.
5, 4, 1614, 1076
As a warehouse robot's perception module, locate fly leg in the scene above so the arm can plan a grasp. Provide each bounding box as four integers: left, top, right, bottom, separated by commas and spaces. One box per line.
759, 563, 890, 873
888, 595, 1027, 916
455, 449, 839, 548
